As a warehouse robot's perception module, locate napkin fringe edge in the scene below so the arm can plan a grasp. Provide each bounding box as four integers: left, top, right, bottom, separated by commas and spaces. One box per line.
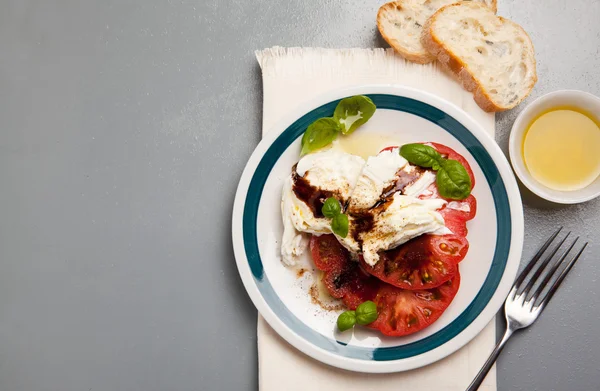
255, 46, 446, 77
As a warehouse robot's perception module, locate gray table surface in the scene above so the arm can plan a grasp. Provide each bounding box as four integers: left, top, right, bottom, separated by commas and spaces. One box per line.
1, 1, 599, 390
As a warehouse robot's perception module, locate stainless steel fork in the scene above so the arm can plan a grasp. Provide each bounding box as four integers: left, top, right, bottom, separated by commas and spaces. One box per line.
466, 228, 588, 391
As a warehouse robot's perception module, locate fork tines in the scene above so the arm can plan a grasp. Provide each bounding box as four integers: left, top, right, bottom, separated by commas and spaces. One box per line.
512, 227, 588, 311
467, 228, 588, 391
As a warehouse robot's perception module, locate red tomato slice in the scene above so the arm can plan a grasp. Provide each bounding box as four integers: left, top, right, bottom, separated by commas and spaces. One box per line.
436, 195, 475, 237
310, 235, 379, 302
440, 209, 467, 237
310, 233, 347, 272
360, 235, 460, 290
310, 235, 461, 336
340, 275, 380, 310
379, 146, 400, 153
429, 234, 469, 263
369, 273, 460, 337
419, 184, 475, 236
441, 194, 477, 221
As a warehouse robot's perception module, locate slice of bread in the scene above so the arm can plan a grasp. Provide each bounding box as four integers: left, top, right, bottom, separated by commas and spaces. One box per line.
377, 0, 497, 64
422, 2, 537, 112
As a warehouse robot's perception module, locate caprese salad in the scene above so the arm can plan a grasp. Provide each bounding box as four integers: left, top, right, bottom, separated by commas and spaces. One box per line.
280, 96, 476, 336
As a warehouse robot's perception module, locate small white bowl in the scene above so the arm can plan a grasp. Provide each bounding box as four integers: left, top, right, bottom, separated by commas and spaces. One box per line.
509, 90, 600, 204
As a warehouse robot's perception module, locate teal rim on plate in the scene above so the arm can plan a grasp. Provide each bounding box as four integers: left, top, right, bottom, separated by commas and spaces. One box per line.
242, 94, 510, 361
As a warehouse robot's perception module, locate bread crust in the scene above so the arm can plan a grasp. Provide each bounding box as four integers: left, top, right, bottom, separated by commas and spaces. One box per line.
377, 2, 436, 64
421, 2, 537, 112
486, 0, 498, 13
377, 0, 499, 65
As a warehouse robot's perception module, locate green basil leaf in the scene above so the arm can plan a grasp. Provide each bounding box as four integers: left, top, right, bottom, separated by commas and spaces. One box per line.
355, 300, 378, 325
399, 143, 443, 168
436, 159, 472, 200
333, 95, 376, 135
300, 118, 340, 155
331, 213, 349, 238
337, 310, 356, 332
322, 197, 341, 218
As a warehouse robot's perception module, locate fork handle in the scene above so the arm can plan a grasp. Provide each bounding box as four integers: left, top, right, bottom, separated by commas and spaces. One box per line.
466, 328, 514, 391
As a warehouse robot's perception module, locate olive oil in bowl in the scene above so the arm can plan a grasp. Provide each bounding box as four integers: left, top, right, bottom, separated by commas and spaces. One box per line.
522, 108, 600, 191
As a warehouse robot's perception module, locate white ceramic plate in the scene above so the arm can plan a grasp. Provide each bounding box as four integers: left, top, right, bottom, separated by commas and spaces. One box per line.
232, 85, 523, 373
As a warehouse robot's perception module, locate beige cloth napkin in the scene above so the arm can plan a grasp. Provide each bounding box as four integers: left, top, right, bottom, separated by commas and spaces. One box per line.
255, 47, 497, 391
